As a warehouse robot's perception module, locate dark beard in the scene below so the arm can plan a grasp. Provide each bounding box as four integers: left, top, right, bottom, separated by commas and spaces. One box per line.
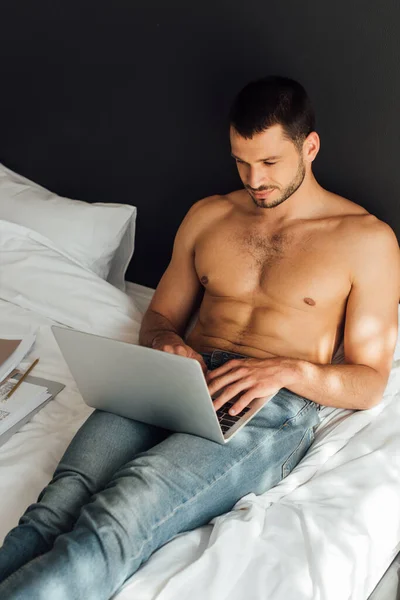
248, 159, 306, 209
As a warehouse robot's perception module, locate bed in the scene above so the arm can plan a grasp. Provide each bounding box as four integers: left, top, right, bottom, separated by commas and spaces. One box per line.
1, 164, 400, 600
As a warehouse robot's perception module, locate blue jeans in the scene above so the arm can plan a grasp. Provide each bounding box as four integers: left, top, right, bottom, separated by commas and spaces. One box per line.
0, 350, 320, 599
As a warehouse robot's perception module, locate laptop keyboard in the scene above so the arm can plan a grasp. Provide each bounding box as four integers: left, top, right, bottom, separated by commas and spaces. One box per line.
216, 400, 251, 435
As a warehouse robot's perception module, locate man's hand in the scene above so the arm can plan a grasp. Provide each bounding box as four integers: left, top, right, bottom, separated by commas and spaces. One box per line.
206, 357, 290, 415
151, 333, 208, 375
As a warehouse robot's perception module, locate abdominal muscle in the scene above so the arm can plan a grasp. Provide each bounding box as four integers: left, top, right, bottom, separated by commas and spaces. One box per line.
185, 293, 345, 365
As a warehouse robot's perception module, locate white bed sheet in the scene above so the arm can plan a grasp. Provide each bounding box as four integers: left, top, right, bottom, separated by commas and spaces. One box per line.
0, 221, 399, 600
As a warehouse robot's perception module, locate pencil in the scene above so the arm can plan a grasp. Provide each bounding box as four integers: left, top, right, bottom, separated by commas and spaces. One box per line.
6, 358, 40, 399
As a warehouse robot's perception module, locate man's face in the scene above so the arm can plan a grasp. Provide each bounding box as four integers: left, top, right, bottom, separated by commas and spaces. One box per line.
230, 124, 306, 209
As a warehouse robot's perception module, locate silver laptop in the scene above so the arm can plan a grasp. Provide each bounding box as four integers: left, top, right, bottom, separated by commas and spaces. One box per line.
51, 325, 276, 445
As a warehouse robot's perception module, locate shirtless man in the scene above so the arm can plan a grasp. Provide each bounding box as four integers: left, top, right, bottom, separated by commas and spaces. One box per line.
143, 78, 399, 413
0, 76, 398, 600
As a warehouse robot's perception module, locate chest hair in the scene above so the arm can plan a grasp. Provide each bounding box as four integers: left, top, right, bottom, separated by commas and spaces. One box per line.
241, 230, 289, 268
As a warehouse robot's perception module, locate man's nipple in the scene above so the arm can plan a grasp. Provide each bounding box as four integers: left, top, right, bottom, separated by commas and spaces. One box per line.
303, 297, 316, 306
200, 275, 209, 286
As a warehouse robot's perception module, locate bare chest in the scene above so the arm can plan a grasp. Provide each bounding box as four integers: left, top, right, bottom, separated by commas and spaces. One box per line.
194, 223, 352, 311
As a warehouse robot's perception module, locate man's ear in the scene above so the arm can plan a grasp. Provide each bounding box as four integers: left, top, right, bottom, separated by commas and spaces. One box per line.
303, 132, 320, 163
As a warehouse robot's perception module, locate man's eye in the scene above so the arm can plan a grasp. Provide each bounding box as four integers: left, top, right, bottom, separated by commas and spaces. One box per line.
264, 162, 276, 166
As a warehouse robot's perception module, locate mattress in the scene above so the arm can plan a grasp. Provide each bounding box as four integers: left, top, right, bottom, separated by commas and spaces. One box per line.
0, 220, 399, 600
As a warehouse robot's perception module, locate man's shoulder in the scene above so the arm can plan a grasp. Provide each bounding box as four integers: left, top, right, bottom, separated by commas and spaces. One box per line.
189, 191, 238, 215
326, 192, 396, 242
176, 193, 235, 246
183, 192, 237, 231
338, 205, 396, 246
331, 198, 399, 281
325, 191, 369, 219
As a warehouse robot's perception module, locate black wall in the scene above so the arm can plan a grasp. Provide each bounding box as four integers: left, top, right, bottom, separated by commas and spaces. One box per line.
1, 1, 400, 288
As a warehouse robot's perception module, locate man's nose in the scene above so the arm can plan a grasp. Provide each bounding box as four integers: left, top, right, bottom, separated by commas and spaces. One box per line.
247, 168, 265, 190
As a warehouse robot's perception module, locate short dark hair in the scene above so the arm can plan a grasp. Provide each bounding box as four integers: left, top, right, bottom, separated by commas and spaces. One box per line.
229, 76, 315, 148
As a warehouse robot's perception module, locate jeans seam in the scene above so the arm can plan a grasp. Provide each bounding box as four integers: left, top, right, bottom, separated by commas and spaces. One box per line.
281, 426, 314, 478
284, 398, 314, 425
129, 402, 317, 564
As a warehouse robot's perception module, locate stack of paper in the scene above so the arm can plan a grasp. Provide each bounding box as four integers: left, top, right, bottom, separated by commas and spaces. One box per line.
0, 335, 36, 382
0, 380, 51, 437
0, 373, 65, 447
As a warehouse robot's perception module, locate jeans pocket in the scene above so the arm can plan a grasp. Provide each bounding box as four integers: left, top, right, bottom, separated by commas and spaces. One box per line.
282, 426, 315, 479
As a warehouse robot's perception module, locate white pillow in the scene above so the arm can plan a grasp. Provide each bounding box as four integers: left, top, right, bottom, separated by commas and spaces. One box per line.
0, 219, 142, 342
0, 163, 136, 291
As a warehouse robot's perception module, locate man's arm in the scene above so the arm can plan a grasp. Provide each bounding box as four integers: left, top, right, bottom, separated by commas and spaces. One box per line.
208, 220, 400, 414
285, 221, 400, 410
139, 199, 210, 369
